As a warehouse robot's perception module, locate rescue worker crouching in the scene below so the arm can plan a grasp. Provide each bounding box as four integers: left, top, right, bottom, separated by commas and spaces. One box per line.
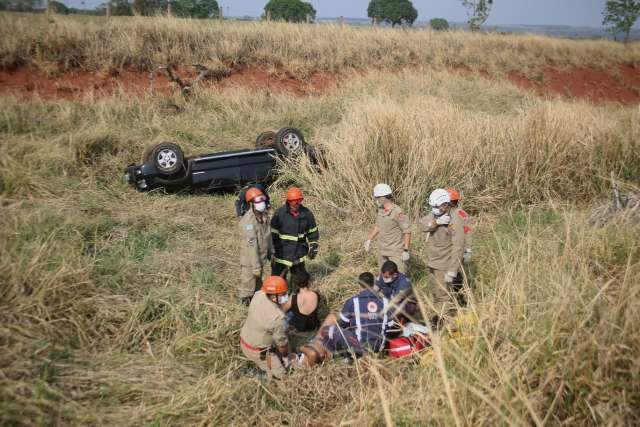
271, 187, 319, 292
240, 276, 291, 379
419, 189, 466, 330
238, 187, 273, 306
364, 183, 412, 274
298, 272, 392, 367
375, 260, 417, 323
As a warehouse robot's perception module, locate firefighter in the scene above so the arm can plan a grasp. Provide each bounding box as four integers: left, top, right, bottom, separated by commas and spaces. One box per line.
419, 189, 465, 329
364, 183, 412, 274
240, 276, 291, 379
271, 187, 319, 291
446, 188, 473, 266
238, 187, 273, 306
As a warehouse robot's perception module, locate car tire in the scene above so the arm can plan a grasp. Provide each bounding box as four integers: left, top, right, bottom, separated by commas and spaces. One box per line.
151, 142, 184, 175
255, 130, 276, 148
274, 127, 306, 156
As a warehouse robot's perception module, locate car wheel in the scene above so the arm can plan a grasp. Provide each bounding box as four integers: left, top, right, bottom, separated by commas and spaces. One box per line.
151, 142, 184, 175
274, 127, 306, 156
255, 130, 276, 148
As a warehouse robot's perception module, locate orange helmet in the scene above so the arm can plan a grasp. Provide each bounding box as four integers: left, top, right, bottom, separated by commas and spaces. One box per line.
286, 187, 304, 202
245, 187, 264, 203
261, 276, 288, 295
446, 188, 460, 202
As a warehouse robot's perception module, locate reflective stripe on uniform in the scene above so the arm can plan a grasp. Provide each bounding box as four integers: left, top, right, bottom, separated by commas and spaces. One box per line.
339, 312, 350, 323
240, 337, 265, 353
273, 256, 307, 267
380, 297, 389, 350
354, 297, 362, 342
307, 226, 318, 234
272, 229, 306, 241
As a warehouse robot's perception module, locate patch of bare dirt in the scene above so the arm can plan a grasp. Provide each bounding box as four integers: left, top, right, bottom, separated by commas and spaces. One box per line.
0, 66, 338, 100
1, 64, 640, 105
507, 64, 640, 105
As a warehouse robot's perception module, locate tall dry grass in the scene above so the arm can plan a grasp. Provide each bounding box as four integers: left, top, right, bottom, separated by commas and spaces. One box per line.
1, 65, 639, 424
0, 13, 639, 75
286, 71, 640, 218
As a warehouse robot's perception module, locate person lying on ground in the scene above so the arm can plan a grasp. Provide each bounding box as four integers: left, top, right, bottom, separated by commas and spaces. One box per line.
297, 272, 394, 367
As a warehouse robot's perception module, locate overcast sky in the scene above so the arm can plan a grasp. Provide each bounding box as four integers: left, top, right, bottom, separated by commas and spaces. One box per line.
221, 0, 639, 27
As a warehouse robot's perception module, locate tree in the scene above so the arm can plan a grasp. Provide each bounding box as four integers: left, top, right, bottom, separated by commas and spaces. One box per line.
367, 0, 418, 27
133, 0, 167, 16
430, 18, 449, 31
173, 0, 219, 18
264, 0, 316, 23
48, 0, 69, 13
461, 0, 493, 31
603, 0, 640, 43
367, 0, 384, 24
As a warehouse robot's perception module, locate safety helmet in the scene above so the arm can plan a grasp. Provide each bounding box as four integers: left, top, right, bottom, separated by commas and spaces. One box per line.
261, 276, 289, 295
245, 187, 264, 203
446, 188, 460, 202
286, 187, 304, 202
428, 188, 450, 207
373, 183, 393, 198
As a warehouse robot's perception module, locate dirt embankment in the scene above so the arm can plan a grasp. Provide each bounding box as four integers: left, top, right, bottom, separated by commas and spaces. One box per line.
1, 64, 640, 105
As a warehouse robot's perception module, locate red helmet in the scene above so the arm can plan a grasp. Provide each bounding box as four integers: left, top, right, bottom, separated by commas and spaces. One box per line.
245, 187, 264, 203
446, 188, 460, 202
286, 187, 304, 202
261, 276, 288, 295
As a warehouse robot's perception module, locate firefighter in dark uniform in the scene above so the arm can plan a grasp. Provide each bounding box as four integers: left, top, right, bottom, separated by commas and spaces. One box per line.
270, 187, 319, 291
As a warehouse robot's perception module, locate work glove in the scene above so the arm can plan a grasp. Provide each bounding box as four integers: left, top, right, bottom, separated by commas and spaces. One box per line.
308, 244, 319, 260
401, 250, 410, 262
436, 215, 451, 226
463, 249, 472, 265
445, 271, 457, 284
364, 239, 372, 253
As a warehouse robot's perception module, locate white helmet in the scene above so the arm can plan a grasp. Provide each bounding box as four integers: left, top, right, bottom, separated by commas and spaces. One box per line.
428, 188, 450, 207
373, 183, 393, 198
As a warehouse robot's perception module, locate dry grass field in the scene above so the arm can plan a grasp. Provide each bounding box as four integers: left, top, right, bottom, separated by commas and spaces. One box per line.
1, 13, 640, 426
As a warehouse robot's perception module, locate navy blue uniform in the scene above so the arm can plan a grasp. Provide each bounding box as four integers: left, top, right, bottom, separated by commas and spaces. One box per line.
375, 273, 416, 320
337, 289, 392, 352
375, 273, 412, 301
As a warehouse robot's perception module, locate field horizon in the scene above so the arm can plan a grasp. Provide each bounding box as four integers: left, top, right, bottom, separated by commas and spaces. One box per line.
1, 14, 639, 426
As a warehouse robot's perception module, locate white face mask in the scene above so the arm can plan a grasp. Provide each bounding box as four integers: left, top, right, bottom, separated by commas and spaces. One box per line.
383, 276, 395, 284
278, 293, 290, 305
432, 207, 443, 216
254, 202, 267, 212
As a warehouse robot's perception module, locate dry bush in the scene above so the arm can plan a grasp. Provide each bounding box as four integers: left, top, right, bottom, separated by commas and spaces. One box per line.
0, 14, 639, 74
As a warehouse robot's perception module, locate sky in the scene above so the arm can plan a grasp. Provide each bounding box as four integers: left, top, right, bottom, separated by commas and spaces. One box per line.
220, 0, 639, 28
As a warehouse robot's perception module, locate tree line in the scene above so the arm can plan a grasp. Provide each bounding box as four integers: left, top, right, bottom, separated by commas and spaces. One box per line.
1, 0, 638, 42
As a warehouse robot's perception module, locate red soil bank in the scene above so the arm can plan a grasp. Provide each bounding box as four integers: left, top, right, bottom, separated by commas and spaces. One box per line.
1, 64, 639, 105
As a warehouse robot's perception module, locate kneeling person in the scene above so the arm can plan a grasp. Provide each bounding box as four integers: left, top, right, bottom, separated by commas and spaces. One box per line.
240, 276, 290, 379
299, 273, 392, 366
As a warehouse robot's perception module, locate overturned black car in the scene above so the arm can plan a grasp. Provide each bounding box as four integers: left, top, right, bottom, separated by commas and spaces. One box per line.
124, 127, 310, 192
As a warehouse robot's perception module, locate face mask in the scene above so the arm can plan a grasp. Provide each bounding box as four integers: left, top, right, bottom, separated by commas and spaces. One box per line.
278, 294, 290, 305
432, 207, 443, 216
383, 276, 395, 284
254, 202, 267, 212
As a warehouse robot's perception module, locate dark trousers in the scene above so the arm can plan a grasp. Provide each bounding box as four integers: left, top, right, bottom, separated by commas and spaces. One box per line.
271, 262, 308, 293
